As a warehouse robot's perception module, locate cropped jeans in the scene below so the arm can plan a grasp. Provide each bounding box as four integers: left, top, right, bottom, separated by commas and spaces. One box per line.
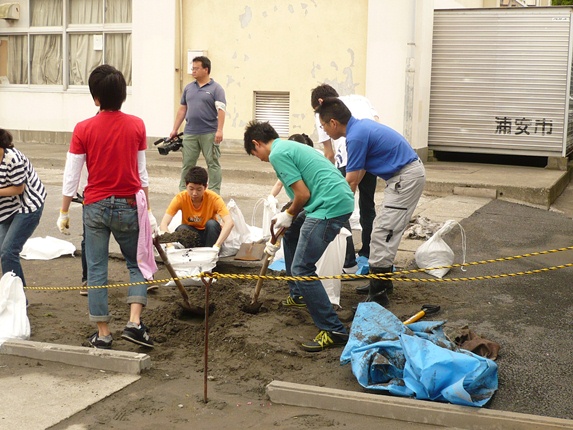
0, 205, 44, 286
282, 211, 351, 334
83, 196, 147, 323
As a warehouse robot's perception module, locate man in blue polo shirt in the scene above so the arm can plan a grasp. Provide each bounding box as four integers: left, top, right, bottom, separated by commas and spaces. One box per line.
316, 98, 426, 308
169, 56, 226, 195
244, 120, 354, 352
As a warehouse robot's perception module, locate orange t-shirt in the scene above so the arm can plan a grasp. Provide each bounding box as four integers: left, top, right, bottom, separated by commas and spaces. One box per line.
166, 189, 229, 230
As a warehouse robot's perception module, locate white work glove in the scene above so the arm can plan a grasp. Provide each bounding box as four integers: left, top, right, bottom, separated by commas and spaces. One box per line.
264, 241, 281, 257
272, 210, 294, 229
211, 244, 221, 254
267, 194, 278, 206
148, 210, 158, 235
57, 210, 70, 235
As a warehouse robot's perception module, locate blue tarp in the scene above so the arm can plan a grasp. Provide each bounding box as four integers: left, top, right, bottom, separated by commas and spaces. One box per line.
341, 303, 498, 407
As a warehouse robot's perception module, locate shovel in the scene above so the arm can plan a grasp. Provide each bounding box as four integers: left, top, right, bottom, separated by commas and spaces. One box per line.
234, 239, 266, 261
153, 236, 210, 317
403, 304, 441, 325
242, 224, 285, 314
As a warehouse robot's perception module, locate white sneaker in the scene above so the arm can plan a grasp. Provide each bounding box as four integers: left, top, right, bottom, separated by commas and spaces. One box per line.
80, 281, 88, 296
342, 264, 359, 274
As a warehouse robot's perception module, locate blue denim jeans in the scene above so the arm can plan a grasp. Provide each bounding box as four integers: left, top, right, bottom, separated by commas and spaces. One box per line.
0, 205, 44, 286
175, 219, 221, 247
83, 197, 147, 322
282, 211, 351, 333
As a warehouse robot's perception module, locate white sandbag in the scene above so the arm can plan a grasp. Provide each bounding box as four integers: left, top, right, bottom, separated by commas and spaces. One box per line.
415, 219, 467, 278
221, 199, 252, 257
164, 247, 219, 287
349, 192, 362, 230
317, 228, 351, 307
0, 272, 30, 344
20, 236, 76, 260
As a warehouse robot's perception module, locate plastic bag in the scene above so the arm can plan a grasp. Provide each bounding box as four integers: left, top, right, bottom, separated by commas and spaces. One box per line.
415, 219, 466, 278
252, 195, 279, 239
20, 236, 76, 260
221, 199, 252, 257
163, 247, 219, 287
0, 272, 30, 344
316, 227, 351, 307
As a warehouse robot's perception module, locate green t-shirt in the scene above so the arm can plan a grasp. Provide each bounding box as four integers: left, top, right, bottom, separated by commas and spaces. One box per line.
269, 138, 354, 219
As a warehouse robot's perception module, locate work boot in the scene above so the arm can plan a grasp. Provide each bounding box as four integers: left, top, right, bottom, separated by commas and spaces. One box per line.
355, 266, 394, 295
365, 266, 394, 306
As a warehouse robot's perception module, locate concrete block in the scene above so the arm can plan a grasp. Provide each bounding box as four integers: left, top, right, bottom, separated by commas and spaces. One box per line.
267, 380, 573, 430
0, 339, 151, 375
454, 186, 497, 199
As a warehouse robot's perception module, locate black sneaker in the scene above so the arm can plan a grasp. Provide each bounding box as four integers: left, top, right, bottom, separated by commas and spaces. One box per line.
282, 295, 306, 308
89, 332, 113, 350
301, 330, 349, 352
121, 321, 154, 348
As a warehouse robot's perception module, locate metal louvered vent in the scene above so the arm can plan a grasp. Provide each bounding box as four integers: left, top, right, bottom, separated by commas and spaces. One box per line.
254, 91, 290, 137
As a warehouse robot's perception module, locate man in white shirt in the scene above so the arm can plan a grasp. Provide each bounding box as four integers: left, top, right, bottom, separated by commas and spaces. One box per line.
311, 84, 378, 279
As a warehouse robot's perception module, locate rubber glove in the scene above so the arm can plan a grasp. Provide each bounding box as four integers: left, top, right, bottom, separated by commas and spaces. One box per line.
267, 194, 278, 206
57, 210, 70, 235
148, 210, 158, 235
272, 210, 294, 229
264, 241, 281, 257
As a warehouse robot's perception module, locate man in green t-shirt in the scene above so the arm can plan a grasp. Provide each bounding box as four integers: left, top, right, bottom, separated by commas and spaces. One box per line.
244, 121, 354, 352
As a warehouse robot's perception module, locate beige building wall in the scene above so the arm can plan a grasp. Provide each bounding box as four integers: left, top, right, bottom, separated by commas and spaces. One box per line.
175, 0, 369, 142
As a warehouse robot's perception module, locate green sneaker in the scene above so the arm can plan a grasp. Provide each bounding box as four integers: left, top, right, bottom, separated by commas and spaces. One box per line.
301, 330, 349, 352
282, 295, 306, 308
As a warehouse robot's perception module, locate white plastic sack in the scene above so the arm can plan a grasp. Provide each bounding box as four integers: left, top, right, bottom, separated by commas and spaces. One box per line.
20, 236, 76, 260
221, 199, 252, 257
252, 195, 280, 239
317, 227, 351, 307
164, 247, 219, 287
415, 219, 467, 278
0, 272, 30, 344
349, 192, 362, 230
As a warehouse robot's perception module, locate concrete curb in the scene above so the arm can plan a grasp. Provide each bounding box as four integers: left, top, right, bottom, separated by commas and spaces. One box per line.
267, 380, 573, 430
0, 339, 151, 375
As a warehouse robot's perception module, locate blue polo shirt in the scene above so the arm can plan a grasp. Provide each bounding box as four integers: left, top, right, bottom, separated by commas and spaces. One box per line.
269, 139, 354, 219
345, 117, 418, 180
181, 78, 226, 135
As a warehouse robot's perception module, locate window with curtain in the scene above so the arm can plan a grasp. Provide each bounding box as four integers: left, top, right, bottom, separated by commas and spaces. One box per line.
0, 0, 132, 87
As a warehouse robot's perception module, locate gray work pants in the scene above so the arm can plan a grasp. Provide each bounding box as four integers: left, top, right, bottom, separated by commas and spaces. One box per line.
369, 159, 426, 268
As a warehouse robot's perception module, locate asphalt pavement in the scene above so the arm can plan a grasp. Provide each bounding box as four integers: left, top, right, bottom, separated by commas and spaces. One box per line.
3, 140, 573, 429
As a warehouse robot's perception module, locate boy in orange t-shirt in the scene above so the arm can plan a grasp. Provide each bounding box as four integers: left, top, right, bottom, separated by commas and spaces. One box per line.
159, 166, 234, 252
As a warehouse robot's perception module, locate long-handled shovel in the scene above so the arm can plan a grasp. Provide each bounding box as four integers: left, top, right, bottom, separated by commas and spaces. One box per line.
242, 225, 285, 314
153, 236, 209, 316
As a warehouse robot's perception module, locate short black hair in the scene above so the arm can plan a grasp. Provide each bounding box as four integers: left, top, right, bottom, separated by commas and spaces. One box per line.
288, 133, 314, 148
0, 128, 14, 149
311, 84, 339, 110
88, 64, 126, 111
243, 121, 279, 155
185, 166, 209, 186
193, 56, 211, 74
315, 97, 351, 125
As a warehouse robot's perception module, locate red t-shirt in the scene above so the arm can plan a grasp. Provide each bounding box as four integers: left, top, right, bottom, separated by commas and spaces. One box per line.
69, 111, 146, 205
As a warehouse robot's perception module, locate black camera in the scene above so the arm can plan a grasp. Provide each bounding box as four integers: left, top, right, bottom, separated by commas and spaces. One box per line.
154, 132, 183, 155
